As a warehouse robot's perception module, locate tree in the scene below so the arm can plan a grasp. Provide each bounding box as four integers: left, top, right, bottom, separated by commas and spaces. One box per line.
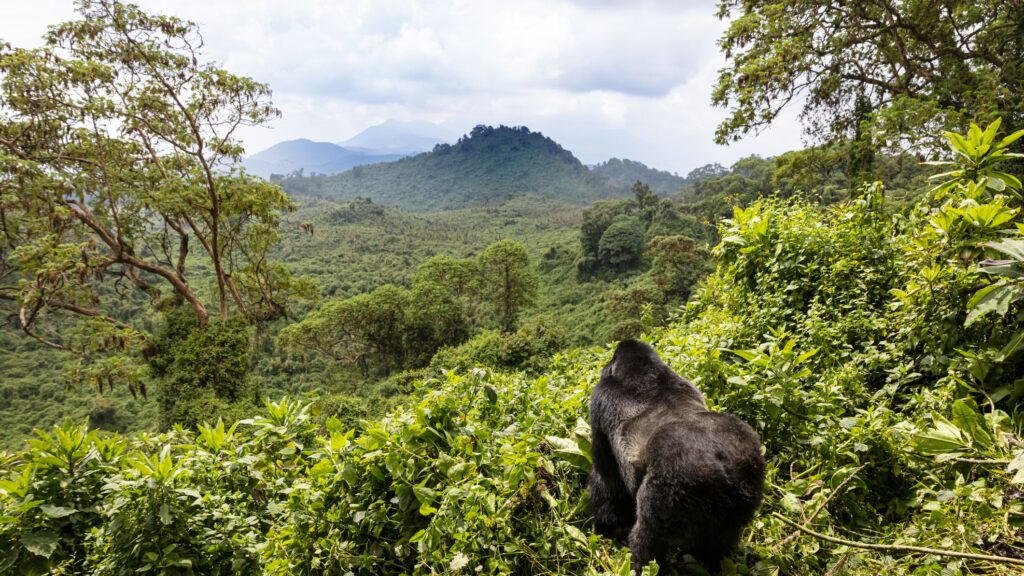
580, 199, 632, 260
598, 215, 646, 269
632, 181, 660, 226
150, 308, 257, 428
713, 0, 1024, 148
477, 240, 538, 332
413, 254, 482, 325
0, 1, 306, 393
647, 235, 713, 298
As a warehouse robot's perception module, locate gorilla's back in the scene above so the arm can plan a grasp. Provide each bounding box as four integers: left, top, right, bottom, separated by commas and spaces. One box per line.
650, 411, 764, 516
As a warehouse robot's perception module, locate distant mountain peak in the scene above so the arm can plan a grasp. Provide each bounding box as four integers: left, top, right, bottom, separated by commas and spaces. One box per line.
241, 139, 404, 179
341, 119, 456, 155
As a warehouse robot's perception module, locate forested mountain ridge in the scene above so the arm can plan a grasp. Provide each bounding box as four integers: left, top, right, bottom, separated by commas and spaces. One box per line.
590, 157, 688, 195
276, 125, 630, 210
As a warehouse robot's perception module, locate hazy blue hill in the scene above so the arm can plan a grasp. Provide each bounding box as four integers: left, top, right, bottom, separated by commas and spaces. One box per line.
341, 119, 456, 155
279, 125, 630, 211
241, 139, 403, 178
590, 157, 687, 195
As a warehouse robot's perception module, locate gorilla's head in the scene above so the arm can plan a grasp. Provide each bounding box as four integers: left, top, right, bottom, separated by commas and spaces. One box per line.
602, 339, 662, 383
601, 339, 705, 404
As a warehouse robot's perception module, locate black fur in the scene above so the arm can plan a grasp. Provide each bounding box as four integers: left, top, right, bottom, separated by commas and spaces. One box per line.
588, 339, 765, 571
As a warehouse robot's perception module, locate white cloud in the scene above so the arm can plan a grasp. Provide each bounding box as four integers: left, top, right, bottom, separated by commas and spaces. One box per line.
1, 0, 805, 175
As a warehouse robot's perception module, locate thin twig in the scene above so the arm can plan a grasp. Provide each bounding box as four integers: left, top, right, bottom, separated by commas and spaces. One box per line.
772, 513, 1024, 567
954, 458, 1011, 465
777, 465, 865, 549
824, 551, 850, 576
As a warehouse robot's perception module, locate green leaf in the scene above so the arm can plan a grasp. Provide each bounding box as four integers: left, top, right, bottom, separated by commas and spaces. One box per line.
309, 459, 334, 477
981, 118, 1001, 144
985, 238, 1024, 261
965, 282, 1016, 326
950, 399, 993, 450
998, 129, 1024, 150
999, 329, 1024, 360
413, 485, 437, 506
158, 503, 172, 525
20, 530, 58, 558
914, 415, 968, 455
730, 349, 759, 362
483, 385, 498, 404
545, 435, 592, 472
39, 504, 76, 518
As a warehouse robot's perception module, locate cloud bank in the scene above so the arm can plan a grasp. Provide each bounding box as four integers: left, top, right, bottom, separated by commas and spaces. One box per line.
1, 0, 804, 175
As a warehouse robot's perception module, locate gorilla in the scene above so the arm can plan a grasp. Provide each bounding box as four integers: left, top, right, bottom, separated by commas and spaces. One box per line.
588, 339, 765, 571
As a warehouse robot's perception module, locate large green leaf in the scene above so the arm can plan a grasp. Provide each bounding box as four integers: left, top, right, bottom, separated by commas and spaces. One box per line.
985, 238, 1024, 261
545, 435, 592, 473
950, 399, 994, 450
913, 415, 968, 455
965, 282, 1016, 326
20, 530, 58, 558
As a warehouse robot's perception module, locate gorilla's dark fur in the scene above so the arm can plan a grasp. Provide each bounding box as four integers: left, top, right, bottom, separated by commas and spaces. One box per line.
588, 339, 765, 571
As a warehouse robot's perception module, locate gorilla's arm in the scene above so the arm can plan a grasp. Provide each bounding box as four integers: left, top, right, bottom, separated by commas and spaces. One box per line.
588, 425, 635, 537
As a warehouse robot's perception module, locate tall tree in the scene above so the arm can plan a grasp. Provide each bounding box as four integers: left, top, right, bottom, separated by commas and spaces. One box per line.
0, 0, 305, 392
477, 240, 538, 332
713, 0, 1024, 148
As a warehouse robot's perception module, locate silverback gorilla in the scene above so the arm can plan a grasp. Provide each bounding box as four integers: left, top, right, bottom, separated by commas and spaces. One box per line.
588, 339, 765, 571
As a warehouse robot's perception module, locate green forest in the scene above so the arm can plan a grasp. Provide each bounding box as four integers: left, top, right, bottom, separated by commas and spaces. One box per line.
3, 0, 1024, 574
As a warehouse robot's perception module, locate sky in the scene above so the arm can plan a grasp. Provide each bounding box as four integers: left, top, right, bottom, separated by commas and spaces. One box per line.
0, 0, 805, 176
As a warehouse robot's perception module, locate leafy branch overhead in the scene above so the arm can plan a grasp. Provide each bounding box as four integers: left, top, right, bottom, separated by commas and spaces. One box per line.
713, 0, 1024, 147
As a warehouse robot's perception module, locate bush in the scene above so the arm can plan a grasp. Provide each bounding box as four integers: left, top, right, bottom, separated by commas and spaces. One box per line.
154, 312, 259, 429
429, 318, 566, 373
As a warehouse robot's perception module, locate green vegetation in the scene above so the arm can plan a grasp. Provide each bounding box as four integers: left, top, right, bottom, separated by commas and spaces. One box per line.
278, 247, 501, 379
5, 2, 1024, 574
4, 121, 1024, 575
275, 125, 629, 210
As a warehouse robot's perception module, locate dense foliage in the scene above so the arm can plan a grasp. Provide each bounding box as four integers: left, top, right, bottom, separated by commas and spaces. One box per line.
276, 125, 628, 210
4, 121, 1024, 575
278, 239, 539, 378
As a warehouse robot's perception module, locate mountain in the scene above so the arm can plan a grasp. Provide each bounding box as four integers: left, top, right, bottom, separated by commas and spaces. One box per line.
241, 139, 404, 179
277, 125, 630, 211
590, 157, 687, 195
341, 119, 456, 155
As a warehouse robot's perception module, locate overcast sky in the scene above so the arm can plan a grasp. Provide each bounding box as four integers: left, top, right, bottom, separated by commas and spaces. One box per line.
1, 0, 805, 175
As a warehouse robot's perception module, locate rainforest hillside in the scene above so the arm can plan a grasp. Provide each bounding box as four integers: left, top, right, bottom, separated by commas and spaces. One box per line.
4, 122, 1024, 575
4, 1, 1024, 573
0, 146, 935, 449
276, 125, 630, 210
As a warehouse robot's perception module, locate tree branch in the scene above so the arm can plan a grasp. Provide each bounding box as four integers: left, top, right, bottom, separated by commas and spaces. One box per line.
771, 512, 1024, 567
